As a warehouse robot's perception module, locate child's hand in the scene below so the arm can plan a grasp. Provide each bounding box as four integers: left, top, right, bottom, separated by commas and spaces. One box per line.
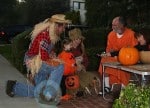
75, 56, 83, 62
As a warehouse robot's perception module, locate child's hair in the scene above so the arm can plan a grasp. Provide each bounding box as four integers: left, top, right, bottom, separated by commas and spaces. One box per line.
134, 28, 150, 44
61, 38, 72, 49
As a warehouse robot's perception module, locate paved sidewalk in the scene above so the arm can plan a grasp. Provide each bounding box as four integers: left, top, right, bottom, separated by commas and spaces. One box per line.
0, 54, 113, 108
0, 54, 39, 108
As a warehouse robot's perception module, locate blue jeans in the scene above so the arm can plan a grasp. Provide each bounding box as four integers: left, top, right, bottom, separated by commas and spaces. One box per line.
13, 62, 64, 98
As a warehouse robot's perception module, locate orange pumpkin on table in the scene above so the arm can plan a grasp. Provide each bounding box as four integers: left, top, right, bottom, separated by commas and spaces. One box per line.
118, 47, 140, 65
65, 75, 80, 90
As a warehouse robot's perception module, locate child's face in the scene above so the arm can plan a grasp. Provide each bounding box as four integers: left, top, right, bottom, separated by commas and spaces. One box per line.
137, 35, 146, 45
64, 42, 73, 51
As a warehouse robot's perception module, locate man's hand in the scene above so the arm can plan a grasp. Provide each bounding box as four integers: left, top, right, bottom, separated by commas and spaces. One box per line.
97, 52, 111, 57
46, 58, 63, 66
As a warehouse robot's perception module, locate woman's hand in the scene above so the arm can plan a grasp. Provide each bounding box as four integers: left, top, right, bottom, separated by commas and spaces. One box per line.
75, 56, 83, 63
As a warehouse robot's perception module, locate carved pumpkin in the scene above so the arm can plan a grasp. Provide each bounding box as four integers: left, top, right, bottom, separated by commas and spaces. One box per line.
118, 47, 140, 65
65, 75, 80, 90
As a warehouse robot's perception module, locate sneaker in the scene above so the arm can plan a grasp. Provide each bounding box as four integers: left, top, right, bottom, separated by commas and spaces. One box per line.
104, 87, 111, 93
98, 87, 111, 95
6, 80, 16, 97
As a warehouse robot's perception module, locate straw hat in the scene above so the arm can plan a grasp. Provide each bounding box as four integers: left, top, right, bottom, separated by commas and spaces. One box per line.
69, 28, 85, 40
49, 14, 71, 24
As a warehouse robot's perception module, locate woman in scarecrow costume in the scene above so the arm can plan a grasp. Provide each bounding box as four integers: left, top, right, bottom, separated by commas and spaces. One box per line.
6, 14, 71, 103
69, 28, 89, 71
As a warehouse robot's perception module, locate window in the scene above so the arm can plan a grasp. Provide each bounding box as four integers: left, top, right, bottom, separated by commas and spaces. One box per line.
73, 1, 85, 10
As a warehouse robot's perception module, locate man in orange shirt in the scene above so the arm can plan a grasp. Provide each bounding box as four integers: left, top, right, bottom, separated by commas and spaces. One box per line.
98, 16, 138, 93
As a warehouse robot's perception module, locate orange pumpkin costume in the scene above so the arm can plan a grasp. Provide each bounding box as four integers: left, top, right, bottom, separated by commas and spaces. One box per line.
98, 28, 138, 86
58, 51, 77, 76
58, 50, 77, 98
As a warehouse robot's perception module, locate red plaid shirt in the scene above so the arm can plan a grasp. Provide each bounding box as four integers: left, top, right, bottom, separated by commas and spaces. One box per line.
26, 30, 53, 61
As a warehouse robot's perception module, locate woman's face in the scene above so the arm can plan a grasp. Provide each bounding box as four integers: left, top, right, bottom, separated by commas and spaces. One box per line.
72, 38, 82, 48
137, 35, 146, 45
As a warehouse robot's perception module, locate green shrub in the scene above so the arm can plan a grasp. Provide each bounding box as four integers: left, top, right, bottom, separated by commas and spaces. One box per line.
86, 47, 104, 71
83, 28, 109, 48
113, 83, 150, 108
65, 10, 81, 24
82, 28, 108, 71
11, 28, 32, 74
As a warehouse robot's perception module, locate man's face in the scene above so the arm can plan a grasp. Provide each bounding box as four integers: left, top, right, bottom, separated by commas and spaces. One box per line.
112, 18, 124, 34
56, 23, 66, 35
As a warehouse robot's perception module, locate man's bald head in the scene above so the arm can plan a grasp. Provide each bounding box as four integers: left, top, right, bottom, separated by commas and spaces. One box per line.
112, 16, 126, 34
112, 16, 126, 27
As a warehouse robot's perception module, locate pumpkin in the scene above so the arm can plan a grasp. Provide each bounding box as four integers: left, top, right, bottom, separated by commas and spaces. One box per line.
65, 75, 80, 90
118, 47, 140, 65
140, 51, 150, 63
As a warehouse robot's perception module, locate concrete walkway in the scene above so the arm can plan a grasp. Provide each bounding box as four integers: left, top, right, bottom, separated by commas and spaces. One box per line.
0, 54, 113, 108
0, 54, 39, 108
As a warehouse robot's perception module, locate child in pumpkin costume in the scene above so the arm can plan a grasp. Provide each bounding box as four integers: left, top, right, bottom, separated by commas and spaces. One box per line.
58, 38, 77, 100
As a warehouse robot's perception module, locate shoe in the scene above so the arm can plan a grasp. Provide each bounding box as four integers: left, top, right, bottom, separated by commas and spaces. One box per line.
6, 80, 16, 97
98, 87, 111, 96
104, 87, 111, 93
